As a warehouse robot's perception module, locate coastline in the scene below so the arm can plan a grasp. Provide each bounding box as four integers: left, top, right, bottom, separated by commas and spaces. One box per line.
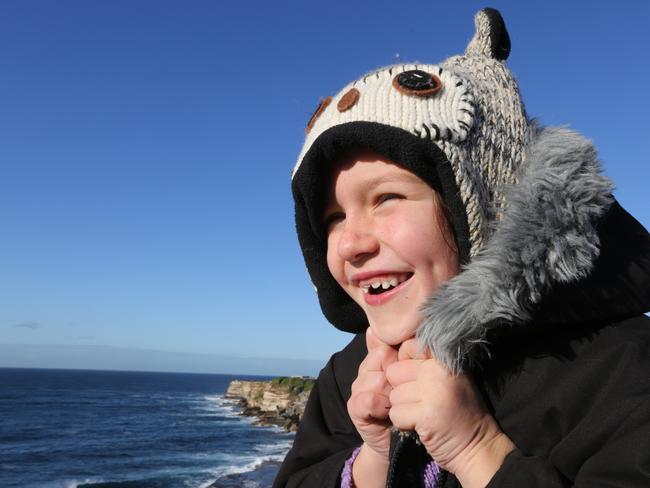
223, 376, 314, 432
208, 460, 282, 488
207, 377, 314, 488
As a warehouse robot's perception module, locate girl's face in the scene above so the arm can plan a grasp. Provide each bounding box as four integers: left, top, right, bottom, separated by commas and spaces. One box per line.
324, 153, 460, 346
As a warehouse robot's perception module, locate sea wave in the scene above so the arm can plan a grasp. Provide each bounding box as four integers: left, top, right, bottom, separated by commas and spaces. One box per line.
199, 456, 285, 488
76, 480, 172, 488
32, 478, 104, 488
193, 394, 245, 418
254, 440, 294, 456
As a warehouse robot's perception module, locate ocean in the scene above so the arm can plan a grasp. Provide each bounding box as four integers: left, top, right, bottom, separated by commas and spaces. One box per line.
0, 368, 295, 488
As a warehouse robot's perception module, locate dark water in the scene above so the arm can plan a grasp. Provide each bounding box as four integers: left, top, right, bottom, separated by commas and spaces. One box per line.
0, 368, 294, 488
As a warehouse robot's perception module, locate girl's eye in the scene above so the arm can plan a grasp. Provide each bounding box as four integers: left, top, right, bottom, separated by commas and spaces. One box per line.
324, 212, 345, 232
377, 193, 403, 205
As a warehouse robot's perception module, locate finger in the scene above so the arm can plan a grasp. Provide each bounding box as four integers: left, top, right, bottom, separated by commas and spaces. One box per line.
348, 391, 391, 422
359, 343, 398, 374
389, 381, 420, 406
388, 403, 418, 431
380, 343, 399, 371
398, 338, 432, 361
385, 359, 423, 387
351, 371, 392, 398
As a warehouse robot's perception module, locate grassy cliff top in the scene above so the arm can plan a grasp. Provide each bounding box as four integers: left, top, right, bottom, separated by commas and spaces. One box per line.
271, 376, 315, 396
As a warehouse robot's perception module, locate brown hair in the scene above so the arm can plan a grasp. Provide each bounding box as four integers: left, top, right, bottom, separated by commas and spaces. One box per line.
432, 189, 459, 257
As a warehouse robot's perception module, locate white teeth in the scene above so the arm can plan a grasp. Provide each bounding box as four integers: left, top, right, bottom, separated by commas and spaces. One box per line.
360, 276, 406, 292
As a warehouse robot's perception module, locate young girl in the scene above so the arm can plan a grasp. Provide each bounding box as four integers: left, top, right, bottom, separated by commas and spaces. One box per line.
275, 9, 650, 488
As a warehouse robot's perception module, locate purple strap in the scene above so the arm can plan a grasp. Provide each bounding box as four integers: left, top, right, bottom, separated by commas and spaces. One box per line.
340, 446, 362, 488
423, 459, 441, 488
341, 447, 440, 488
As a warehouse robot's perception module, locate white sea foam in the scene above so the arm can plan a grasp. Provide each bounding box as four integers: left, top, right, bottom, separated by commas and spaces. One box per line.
265, 423, 288, 433
196, 394, 246, 419
203, 394, 226, 403
200, 438, 293, 487
210, 454, 283, 477
254, 440, 294, 455
32, 478, 104, 488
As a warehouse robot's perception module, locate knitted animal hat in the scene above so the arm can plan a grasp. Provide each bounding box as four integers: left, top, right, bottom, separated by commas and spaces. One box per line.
292, 8, 614, 369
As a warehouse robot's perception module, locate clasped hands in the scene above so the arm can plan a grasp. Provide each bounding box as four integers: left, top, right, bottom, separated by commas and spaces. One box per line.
347, 328, 514, 487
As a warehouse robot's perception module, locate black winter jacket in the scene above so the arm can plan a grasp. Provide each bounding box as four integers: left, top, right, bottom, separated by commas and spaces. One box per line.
274, 199, 650, 488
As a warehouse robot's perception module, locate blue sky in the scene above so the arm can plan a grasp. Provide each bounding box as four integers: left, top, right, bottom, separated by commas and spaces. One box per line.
1, 1, 648, 375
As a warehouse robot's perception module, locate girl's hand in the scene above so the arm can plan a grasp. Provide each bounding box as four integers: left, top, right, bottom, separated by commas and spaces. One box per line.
347, 327, 398, 461
386, 338, 515, 488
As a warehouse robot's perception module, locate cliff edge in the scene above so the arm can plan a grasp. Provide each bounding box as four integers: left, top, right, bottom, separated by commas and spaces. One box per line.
225, 377, 315, 432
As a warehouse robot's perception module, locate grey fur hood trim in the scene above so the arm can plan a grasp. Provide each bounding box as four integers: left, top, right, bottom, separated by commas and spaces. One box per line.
417, 127, 615, 373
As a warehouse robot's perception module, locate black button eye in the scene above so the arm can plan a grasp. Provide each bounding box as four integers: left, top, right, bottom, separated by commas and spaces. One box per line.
392, 70, 442, 96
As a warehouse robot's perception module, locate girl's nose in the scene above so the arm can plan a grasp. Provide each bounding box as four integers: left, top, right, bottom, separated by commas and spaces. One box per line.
337, 216, 379, 263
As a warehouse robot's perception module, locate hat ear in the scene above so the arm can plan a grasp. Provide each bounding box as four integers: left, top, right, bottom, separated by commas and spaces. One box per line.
465, 8, 511, 61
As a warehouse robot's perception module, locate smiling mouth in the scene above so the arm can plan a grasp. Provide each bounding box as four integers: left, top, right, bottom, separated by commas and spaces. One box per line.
359, 273, 413, 295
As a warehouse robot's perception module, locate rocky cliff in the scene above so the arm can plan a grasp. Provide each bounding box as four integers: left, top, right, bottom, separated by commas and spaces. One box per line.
225, 377, 314, 432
